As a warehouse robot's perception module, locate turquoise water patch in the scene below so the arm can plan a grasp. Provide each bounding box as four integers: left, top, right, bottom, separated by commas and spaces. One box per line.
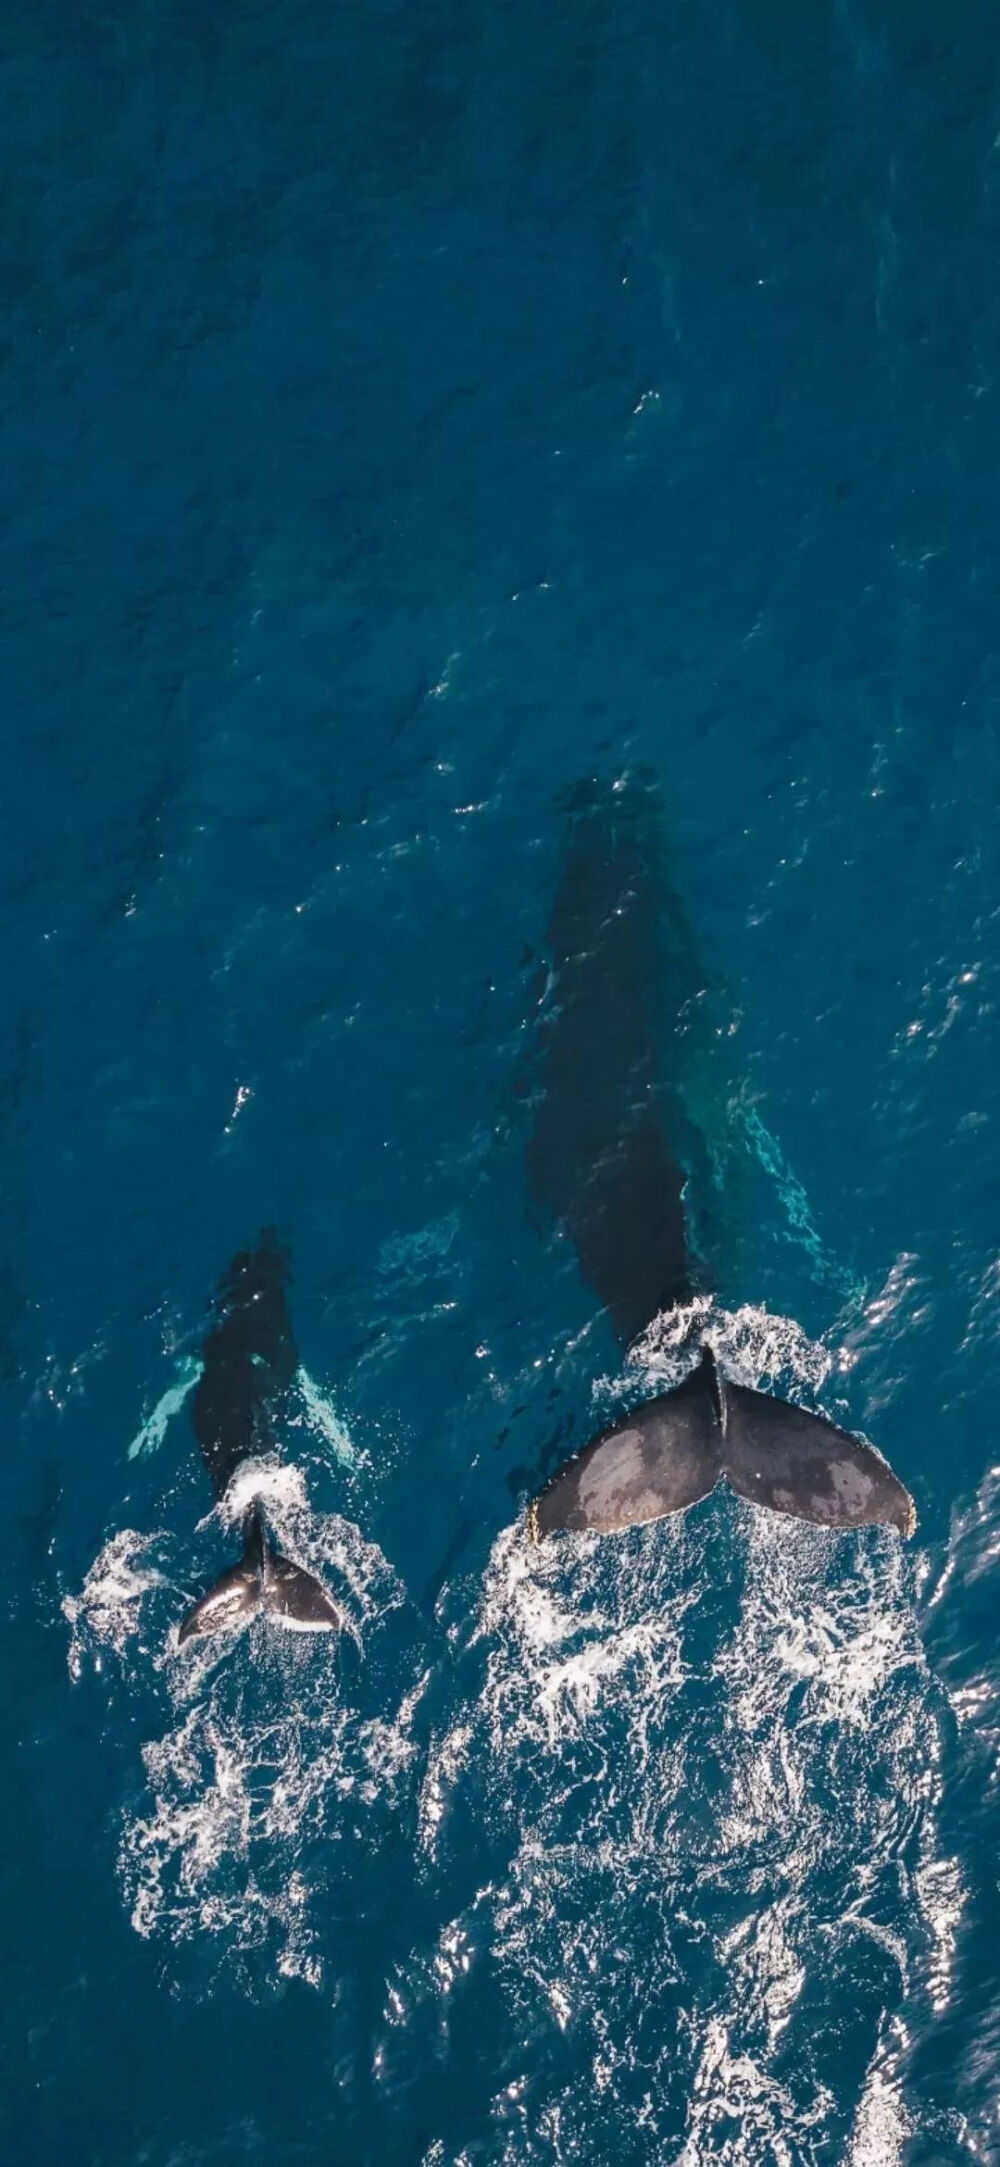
127, 1358, 203, 1462
736, 1102, 862, 1303
127, 1358, 364, 1475
296, 1369, 365, 1471
5, 0, 999, 2161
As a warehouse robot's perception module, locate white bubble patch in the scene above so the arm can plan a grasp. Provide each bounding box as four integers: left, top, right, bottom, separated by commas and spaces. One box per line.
65, 1463, 416, 1989
64, 1529, 171, 1678
404, 1308, 960, 2162
624, 1293, 835, 1401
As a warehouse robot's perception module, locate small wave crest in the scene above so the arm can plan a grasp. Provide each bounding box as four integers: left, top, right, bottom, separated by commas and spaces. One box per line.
625, 1294, 835, 1400
63, 1528, 171, 1679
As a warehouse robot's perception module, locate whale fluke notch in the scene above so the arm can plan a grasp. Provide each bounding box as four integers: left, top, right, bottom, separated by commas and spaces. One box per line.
178, 1507, 343, 1644
530, 1347, 915, 1542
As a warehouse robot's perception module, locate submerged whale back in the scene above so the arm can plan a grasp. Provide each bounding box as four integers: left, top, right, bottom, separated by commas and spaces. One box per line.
192, 1232, 298, 1499
177, 1235, 343, 1644
526, 777, 703, 1344
527, 778, 916, 1541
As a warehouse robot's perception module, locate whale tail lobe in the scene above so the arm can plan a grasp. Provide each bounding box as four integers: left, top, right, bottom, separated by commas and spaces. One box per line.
178, 1507, 344, 1644
531, 1347, 915, 1541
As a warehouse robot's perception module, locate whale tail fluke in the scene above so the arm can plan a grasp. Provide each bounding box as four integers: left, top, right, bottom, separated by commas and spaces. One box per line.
530, 1347, 915, 1541
178, 1508, 344, 1644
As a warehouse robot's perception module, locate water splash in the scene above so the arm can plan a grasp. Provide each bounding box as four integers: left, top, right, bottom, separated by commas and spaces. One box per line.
63, 1529, 171, 1678
406, 1318, 955, 2159
845, 2038, 913, 2167
626, 1294, 835, 1400
120, 1626, 422, 1988
65, 1472, 414, 1988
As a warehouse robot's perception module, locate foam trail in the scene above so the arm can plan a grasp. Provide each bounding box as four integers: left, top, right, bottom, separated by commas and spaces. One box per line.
404, 1313, 953, 2159
127, 1356, 202, 1460
66, 1476, 415, 1989
63, 1530, 171, 1679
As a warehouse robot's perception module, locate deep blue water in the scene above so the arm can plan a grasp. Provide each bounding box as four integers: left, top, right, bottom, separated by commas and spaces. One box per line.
3, 1, 1000, 2160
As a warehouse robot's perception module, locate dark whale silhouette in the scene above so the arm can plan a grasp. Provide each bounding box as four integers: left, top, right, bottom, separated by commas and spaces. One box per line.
526, 778, 915, 1542
178, 1234, 343, 1643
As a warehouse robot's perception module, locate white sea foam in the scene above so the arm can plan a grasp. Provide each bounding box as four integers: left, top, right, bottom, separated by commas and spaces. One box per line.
846, 2041, 913, 2167
407, 1310, 955, 2160
63, 1528, 172, 1678
626, 1294, 835, 1400
66, 1463, 415, 1988
120, 1625, 423, 1988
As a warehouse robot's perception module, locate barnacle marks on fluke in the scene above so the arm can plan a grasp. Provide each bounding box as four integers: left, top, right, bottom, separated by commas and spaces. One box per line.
531, 1346, 915, 1541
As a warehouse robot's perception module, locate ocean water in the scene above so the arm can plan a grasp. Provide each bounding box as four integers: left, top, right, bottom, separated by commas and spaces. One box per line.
3, 1, 1000, 2161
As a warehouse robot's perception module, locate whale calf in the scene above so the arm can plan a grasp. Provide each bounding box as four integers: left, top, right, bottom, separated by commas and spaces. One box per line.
526, 778, 915, 1541
178, 1233, 343, 1643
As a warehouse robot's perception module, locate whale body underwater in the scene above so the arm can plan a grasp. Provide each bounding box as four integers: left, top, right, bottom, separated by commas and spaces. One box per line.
177, 774, 912, 1642
524, 776, 915, 1543
177, 1236, 343, 1643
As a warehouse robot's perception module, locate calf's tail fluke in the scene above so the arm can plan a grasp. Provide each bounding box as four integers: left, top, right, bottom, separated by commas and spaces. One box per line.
178, 1506, 344, 1644
530, 1347, 915, 1541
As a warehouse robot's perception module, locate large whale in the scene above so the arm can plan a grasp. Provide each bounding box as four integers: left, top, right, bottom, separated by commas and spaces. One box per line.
526, 778, 915, 1541
178, 1233, 343, 1643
